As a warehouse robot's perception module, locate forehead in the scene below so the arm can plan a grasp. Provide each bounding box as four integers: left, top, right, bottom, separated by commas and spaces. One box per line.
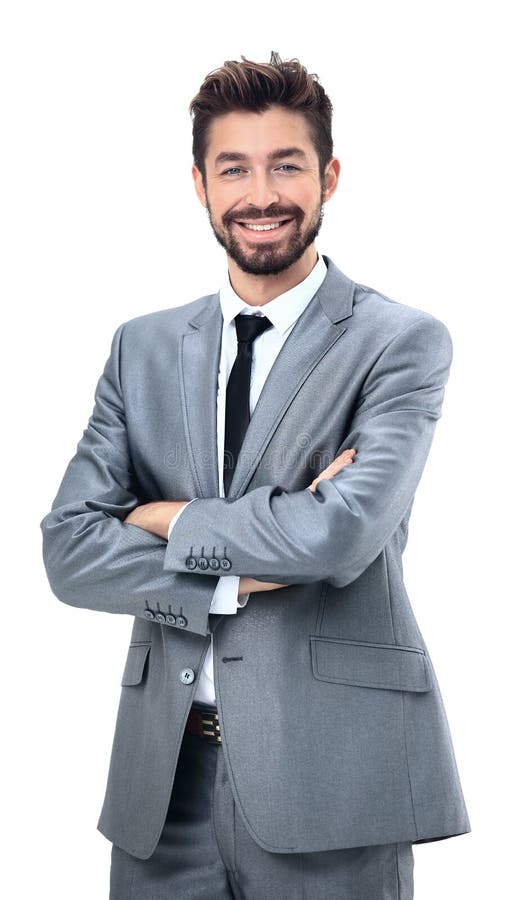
206, 106, 316, 164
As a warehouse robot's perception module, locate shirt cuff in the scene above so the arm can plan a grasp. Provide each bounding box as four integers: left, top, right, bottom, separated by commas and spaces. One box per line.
167, 499, 249, 613
167, 498, 198, 540
209, 575, 250, 614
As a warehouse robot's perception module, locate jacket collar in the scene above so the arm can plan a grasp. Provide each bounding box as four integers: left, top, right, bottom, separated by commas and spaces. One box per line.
218, 253, 328, 337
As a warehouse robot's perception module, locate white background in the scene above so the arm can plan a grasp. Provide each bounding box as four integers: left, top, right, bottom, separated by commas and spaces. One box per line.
2, 1, 523, 897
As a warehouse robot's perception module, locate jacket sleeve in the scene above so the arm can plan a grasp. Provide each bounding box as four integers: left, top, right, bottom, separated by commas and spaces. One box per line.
163, 314, 453, 589
167, 467, 248, 612
39, 322, 218, 637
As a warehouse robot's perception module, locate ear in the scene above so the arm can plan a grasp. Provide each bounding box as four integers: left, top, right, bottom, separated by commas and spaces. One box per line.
192, 164, 208, 208
322, 157, 341, 203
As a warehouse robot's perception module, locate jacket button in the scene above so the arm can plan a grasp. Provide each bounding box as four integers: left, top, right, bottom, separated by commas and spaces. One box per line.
166, 614, 176, 625
209, 556, 220, 570
179, 668, 195, 685
176, 615, 188, 628
155, 612, 166, 623
220, 558, 232, 571
144, 610, 155, 620
198, 556, 209, 570
185, 556, 197, 570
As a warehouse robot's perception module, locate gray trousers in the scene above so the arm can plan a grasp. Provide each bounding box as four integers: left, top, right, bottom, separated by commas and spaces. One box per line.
110, 730, 414, 899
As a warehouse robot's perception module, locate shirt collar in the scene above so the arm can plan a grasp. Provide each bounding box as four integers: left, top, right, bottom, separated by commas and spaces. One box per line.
219, 254, 327, 336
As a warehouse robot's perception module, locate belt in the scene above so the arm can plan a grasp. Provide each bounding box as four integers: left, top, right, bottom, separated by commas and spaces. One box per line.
185, 705, 222, 744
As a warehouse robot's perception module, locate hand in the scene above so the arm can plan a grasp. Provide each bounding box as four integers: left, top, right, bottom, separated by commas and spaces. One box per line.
124, 500, 189, 540
238, 577, 288, 595
308, 448, 357, 492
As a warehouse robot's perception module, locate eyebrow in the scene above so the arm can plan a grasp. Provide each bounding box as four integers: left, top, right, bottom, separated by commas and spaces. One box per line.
214, 147, 308, 167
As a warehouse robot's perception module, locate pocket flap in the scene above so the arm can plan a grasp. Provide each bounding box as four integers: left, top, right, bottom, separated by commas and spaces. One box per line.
121, 642, 151, 686
310, 636, 430, 692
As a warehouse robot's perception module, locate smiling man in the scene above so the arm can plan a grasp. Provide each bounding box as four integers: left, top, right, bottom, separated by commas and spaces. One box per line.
199, 105, 334, 287
41, 52, 470, 899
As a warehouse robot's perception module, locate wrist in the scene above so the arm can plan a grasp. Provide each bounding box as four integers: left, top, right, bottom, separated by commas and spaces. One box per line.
125, 500, 188, 540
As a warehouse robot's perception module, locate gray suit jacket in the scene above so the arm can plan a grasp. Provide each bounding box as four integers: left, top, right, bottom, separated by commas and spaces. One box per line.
40, 255, 471, 859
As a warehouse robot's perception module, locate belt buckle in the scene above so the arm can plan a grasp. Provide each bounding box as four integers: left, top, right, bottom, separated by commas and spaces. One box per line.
201, 709, 221, 744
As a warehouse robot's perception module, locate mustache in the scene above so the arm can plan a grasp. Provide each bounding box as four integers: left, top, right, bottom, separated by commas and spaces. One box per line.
223, 205, 304, 225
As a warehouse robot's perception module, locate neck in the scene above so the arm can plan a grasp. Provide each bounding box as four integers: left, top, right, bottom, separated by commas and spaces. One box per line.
227, 245, 318, 306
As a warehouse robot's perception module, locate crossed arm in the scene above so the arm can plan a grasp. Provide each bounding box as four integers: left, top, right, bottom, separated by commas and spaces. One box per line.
123, 448, 358, 596
40, 313, 452, 636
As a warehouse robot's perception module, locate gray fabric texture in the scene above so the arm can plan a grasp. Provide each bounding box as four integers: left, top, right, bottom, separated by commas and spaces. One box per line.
109, 730, 415, 900
40, 256, 471, 861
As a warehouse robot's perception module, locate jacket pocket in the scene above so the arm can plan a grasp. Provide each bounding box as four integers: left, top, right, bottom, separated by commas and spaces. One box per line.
121, 641, 151, 686
310, 636, 431, 692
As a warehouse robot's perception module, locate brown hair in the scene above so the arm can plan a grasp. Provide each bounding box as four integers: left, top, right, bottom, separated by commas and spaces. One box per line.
189, 51, 333, 184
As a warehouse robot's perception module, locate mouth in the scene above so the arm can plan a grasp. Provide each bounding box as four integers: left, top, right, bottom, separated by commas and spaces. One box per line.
232, 217, 294, 241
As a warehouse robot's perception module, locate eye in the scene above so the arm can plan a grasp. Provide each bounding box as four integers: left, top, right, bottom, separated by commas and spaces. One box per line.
222, 167, 244, 176
278, 164, 299, 172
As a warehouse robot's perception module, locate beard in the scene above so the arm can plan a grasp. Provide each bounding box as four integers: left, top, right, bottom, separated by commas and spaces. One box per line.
204, 188, 325, 276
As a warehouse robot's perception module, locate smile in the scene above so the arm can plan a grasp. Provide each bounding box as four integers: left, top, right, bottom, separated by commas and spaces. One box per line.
233, 218, 294, 240
238, 220, 290, 232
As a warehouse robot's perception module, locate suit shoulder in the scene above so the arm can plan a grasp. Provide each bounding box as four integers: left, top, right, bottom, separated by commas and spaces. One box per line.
113, 293, 217, 340
353, 279, 452, 347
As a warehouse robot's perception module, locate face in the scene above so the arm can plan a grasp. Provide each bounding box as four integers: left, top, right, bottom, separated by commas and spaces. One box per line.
192, 106, 339, 277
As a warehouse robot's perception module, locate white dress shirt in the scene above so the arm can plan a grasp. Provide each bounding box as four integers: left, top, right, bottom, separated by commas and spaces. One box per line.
167, 253, 328, 706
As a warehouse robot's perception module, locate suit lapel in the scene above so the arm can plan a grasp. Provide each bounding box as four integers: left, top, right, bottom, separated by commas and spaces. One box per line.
178, 298, 223, 500
178, 256, 356, 501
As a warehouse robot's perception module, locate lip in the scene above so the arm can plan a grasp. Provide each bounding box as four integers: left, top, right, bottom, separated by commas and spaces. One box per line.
233, 217, 294, 241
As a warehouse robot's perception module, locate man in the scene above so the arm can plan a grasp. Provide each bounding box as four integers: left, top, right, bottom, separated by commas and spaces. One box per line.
40, 52, 470, 899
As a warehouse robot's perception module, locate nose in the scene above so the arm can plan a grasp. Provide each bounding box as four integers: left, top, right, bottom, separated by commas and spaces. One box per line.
244, 170, 280, 210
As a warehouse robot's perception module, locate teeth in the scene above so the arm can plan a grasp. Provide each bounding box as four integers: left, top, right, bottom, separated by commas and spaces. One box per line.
241, 221, 285, 231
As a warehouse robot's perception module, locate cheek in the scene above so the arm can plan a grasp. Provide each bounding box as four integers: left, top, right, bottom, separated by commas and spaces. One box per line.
288, 180, 321, 207
212, 193, 245, 220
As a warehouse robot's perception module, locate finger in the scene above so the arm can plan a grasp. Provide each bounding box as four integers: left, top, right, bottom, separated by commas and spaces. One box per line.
322, 449, 356, 476
339, 448, 357, 462
308, 449, 357, 491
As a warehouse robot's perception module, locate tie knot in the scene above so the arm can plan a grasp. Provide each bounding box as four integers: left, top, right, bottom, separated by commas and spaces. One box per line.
234, 313, 273, 345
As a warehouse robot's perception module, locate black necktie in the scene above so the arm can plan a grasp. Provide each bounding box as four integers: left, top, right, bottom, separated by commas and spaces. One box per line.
223, 313, 273, 497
